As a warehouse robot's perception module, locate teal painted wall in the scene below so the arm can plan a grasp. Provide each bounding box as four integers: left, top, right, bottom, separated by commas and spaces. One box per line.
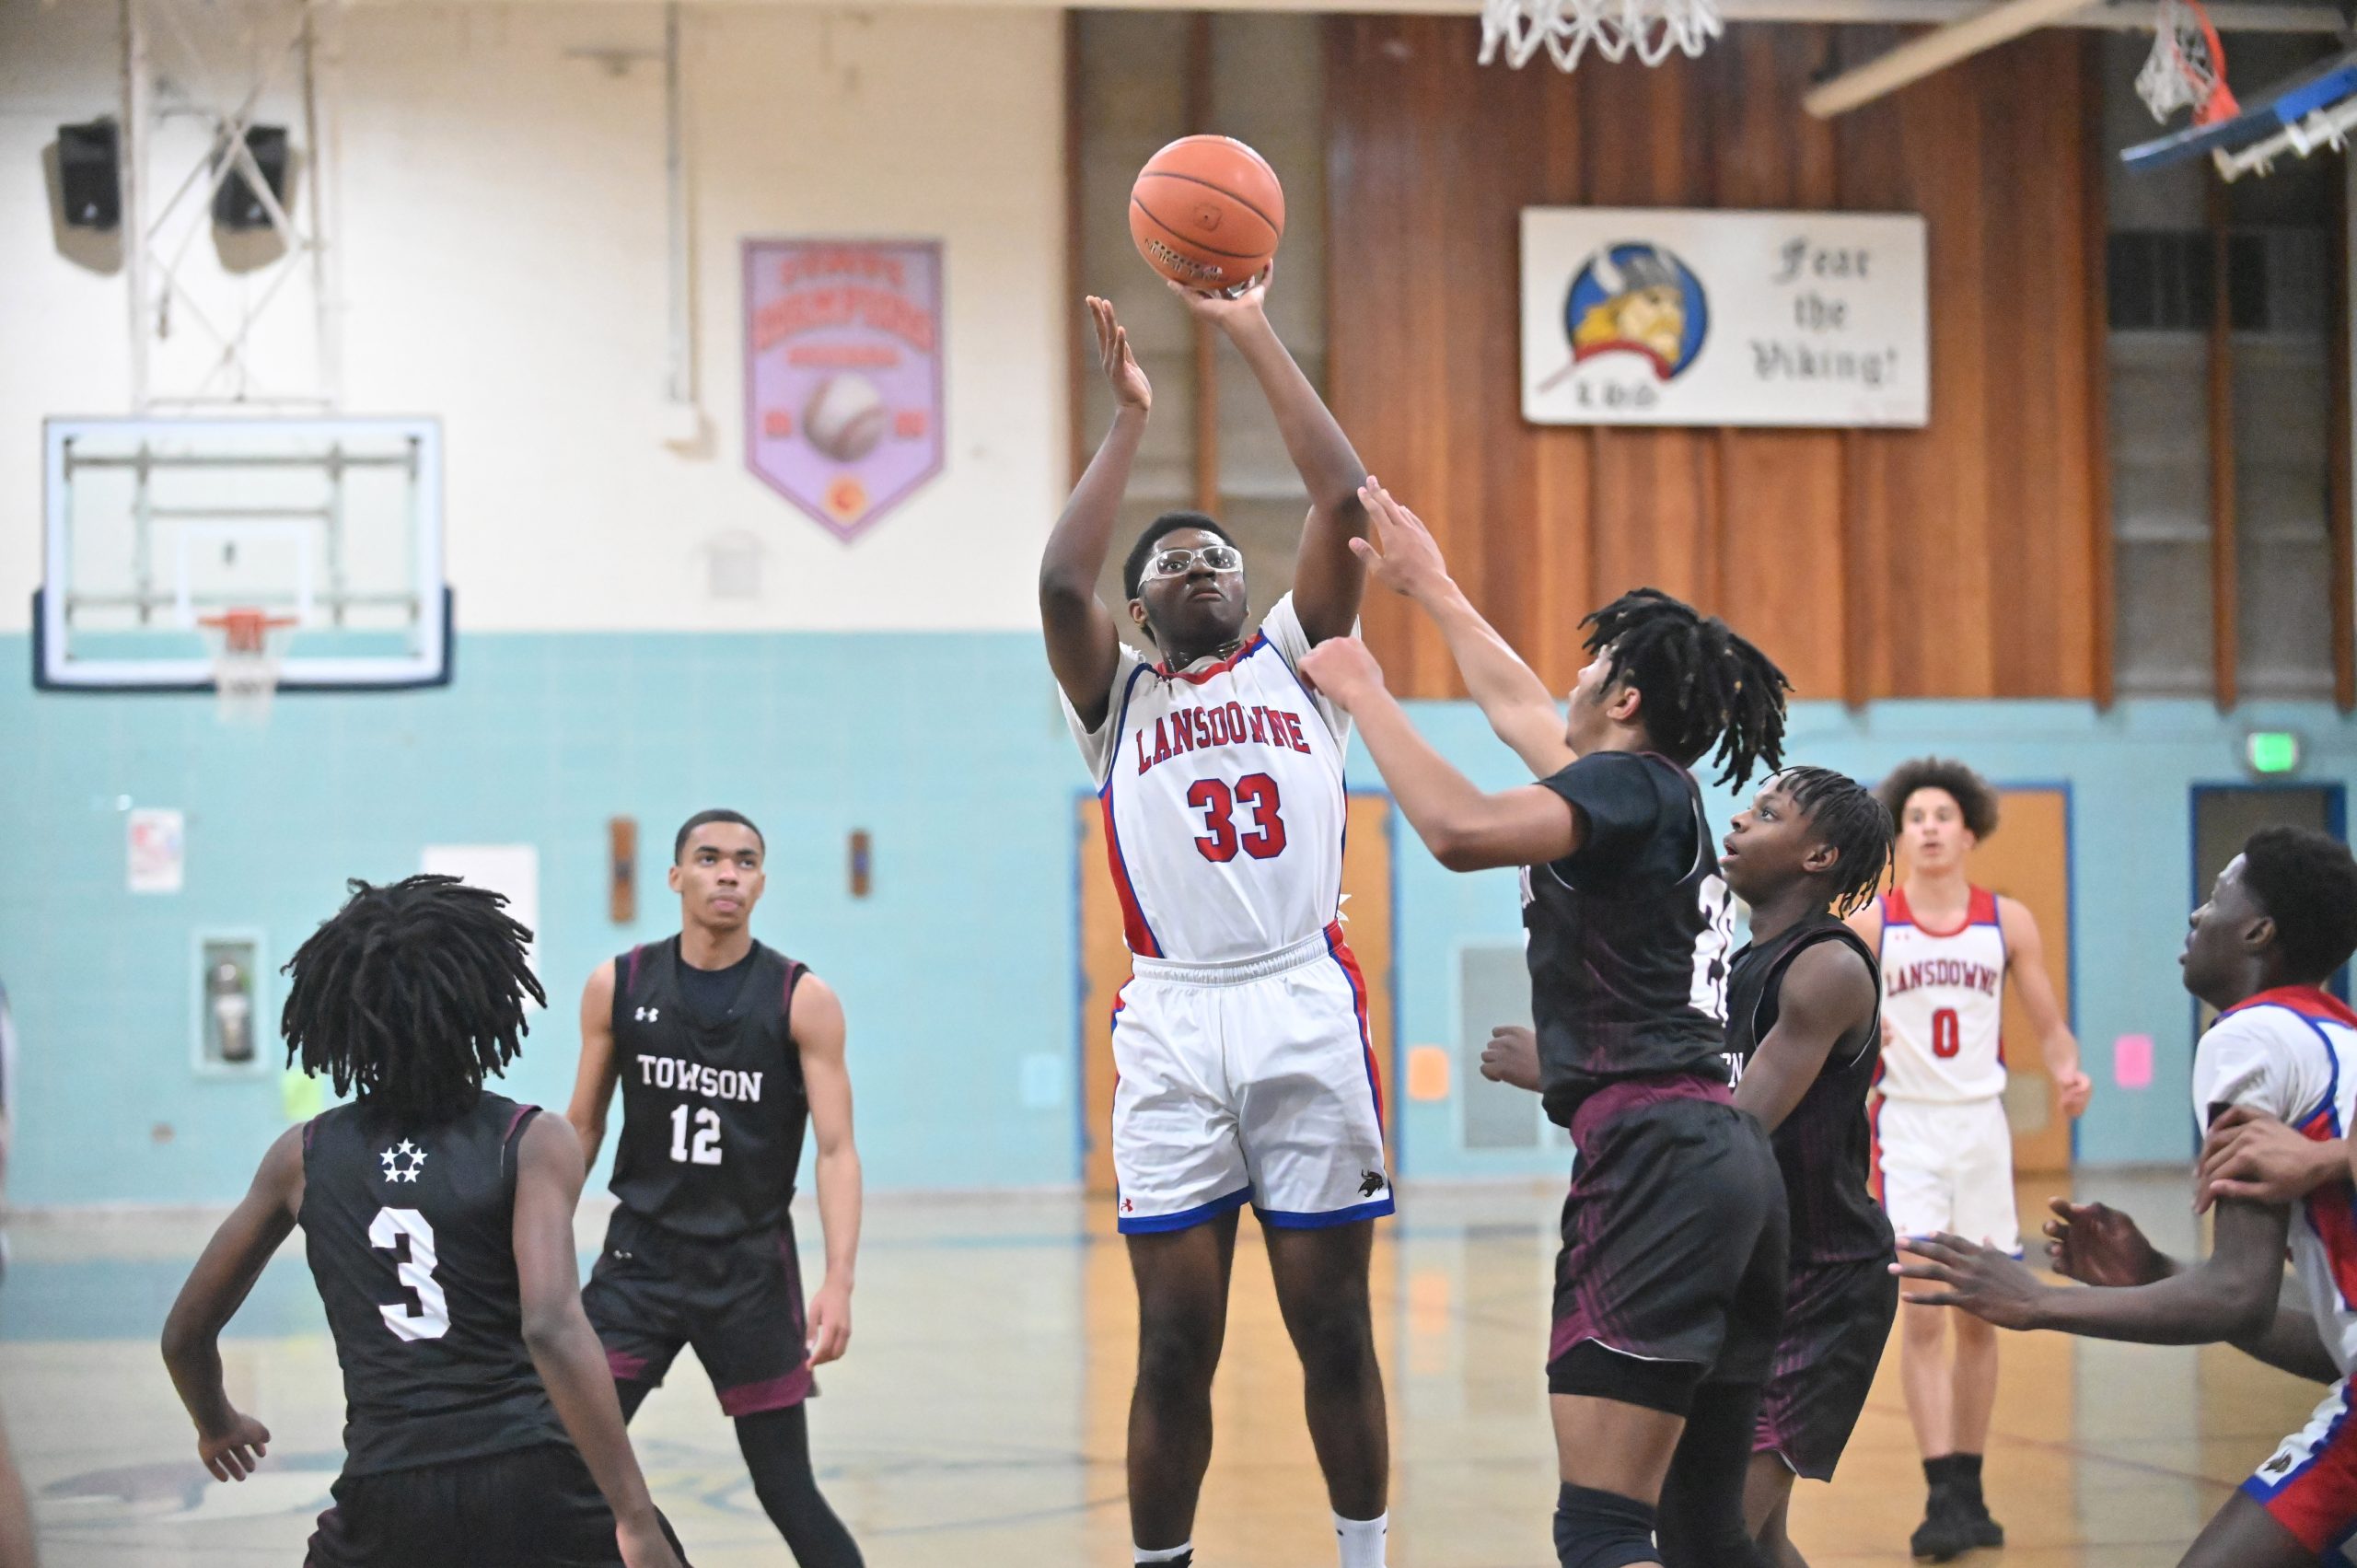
0, 632, 1085, 1208
6, 629, 2353, 1204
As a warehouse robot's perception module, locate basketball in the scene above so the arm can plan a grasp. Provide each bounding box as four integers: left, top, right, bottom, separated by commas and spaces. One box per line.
1128, 134, 1285, 292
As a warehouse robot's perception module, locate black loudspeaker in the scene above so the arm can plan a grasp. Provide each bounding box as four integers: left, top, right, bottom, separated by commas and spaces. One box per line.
213, 124, 290, 231
57, 120, 120, 230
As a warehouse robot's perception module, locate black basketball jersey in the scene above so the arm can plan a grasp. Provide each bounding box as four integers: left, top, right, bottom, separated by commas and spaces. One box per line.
609, 936, 810, 1240
1724, 914, 1894, 1268
1522, 750, 1735, 1126
299, 1093, 568, 1476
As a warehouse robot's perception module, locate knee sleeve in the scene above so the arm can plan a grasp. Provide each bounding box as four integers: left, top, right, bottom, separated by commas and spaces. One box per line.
1553, 1483, 1660, 1568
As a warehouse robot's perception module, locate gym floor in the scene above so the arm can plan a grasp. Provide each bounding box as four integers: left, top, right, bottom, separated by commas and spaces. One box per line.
6, 1170, 2310, 1567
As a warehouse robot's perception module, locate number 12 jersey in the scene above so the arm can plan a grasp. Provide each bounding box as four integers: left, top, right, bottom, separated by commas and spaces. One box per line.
1067, 593, 1353, 964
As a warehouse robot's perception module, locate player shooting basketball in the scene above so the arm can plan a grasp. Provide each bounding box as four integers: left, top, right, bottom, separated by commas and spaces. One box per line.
1040, 277, 1391, 1568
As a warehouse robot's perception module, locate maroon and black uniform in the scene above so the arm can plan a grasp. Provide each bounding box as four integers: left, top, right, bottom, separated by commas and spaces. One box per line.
300, 1093, 687, 1567
1724, 913, 1898, 1481
583, 936, 817, 1417
1525, 751, 1787, 1410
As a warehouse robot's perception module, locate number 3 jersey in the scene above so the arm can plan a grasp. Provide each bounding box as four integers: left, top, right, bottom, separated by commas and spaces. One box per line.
1873, 885, 2007, 1102
301, 1093, 569, 1475
609, 937, 810, 1240
1065, 593, 1351, 964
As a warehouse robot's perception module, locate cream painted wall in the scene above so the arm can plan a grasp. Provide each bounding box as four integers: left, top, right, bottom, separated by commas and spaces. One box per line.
0, 2, 1066, 632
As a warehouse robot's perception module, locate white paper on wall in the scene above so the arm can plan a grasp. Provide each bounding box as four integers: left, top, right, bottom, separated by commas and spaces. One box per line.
128, 807, 186, 894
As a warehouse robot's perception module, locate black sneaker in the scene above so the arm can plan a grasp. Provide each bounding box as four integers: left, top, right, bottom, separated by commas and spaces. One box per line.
1910, 1497, 1977, 1562
1954, 1496, 2004, 1550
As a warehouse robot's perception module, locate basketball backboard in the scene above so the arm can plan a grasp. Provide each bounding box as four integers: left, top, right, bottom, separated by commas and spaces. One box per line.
35, 417, 449, 692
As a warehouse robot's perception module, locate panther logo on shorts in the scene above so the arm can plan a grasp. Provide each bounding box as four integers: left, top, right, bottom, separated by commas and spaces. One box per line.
1359, 1170, 1387, 1198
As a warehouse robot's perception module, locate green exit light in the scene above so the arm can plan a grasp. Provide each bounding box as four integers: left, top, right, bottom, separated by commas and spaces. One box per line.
2247, 731, 2303, 775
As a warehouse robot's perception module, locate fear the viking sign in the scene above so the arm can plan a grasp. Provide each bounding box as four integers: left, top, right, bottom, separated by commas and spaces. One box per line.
743, 239, 946, 541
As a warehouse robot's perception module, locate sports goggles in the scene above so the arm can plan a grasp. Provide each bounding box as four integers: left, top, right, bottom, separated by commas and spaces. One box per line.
1142, 543, 1244, 581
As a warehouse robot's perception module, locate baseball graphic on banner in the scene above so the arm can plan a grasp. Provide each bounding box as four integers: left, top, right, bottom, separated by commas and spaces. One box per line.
744, 239, 946, 541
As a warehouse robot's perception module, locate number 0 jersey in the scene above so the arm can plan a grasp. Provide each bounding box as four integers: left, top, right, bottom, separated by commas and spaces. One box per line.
301, 1093, 568, 1476
609, 937, 810, 1240
1874, 886, 2008, 1103
1520, 750, 1736, 1126
1065, 593, 1352, 965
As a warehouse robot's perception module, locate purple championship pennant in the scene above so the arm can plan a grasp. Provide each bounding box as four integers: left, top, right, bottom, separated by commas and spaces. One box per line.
743, 239, 946, 542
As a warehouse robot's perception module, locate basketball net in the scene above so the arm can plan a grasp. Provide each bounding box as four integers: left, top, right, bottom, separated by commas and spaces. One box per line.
2136, 0, 2239, 125
1480, 0, 1722, 72
198, 609, 296, 725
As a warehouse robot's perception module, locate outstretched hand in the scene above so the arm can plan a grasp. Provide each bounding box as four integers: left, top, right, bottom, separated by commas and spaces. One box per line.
1351, 480, 1455, 602
1088, 296, 1151, 413
2042, 1196, 2169, 1287
1295, 635, 1387, 712
1893, 1233, 2048, 1329
1166, 262, 1271, 329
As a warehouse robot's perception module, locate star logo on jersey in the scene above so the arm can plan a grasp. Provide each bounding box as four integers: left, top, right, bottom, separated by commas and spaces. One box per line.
378, 1141, 427, 1183
635, 1005, 660, 1023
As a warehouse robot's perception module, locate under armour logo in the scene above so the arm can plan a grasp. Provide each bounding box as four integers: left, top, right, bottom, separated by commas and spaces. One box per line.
635, 1005, 660, 1023
378, 1141, 428, 1183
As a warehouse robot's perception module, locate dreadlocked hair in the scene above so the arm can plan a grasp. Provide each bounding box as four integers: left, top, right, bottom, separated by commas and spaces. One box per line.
281, 874, 546, 1127
1772, 766, 1896, 917
1583, 587, 1790, 788
1875, 756, 2000, 840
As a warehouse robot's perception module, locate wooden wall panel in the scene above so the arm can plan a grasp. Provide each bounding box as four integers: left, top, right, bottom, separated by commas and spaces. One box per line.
1327, 19, 2105, 703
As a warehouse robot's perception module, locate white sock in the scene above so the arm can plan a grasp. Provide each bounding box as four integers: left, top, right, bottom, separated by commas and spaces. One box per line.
1133, 1542, 1192, 1564
1335, 1511, 1387, 1568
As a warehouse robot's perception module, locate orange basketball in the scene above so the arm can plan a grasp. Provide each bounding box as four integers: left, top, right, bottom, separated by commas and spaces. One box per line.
1128, 135, 1285, 293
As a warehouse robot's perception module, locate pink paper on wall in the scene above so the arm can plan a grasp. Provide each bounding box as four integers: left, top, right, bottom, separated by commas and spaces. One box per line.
2112, 1034, 2154, 1090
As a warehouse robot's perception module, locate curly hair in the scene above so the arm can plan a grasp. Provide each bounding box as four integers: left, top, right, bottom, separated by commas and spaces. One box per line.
2239, 826, 2357, 984
282, 875, 544, 1126
1583, 588, 1791, 789
1875, 757, 2000, 841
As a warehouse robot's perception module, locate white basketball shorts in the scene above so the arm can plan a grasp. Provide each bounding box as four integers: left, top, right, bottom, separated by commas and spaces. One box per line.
1109, 923, 1393, 1235
1873, 1095, 2021, 1256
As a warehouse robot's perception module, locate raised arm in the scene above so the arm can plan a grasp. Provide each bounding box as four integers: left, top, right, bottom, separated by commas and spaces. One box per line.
1040, 297, 1150, 728
1352, 482, 1573, 778
564, 960, 622, 1173
513, 1114, 682, 1568
1733, 941, 1879, 1133
1170, 273, 1368, 644
1297, 636, 1579, 872
792, 976, 862, 1367
162, 1127, 302, 1481
1998, 897, 2091, 1117
1898, 1195, 2290, 1346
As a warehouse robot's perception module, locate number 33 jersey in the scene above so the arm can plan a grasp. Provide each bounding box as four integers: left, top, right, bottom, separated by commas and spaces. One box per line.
301, 1094, 570, 1475
608, 937, 810, 1239
1067, 593, 1353, 964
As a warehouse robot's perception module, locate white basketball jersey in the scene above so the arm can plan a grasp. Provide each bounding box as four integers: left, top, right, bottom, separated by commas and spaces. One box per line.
1064, 594, 1350, 964
1875, 886, 2009, 1103
2193, 987, 2357, 1378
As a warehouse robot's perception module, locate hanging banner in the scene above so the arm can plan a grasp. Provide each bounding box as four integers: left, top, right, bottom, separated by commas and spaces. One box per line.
1520, 208, 1929, 428
744, 238, 946, 541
